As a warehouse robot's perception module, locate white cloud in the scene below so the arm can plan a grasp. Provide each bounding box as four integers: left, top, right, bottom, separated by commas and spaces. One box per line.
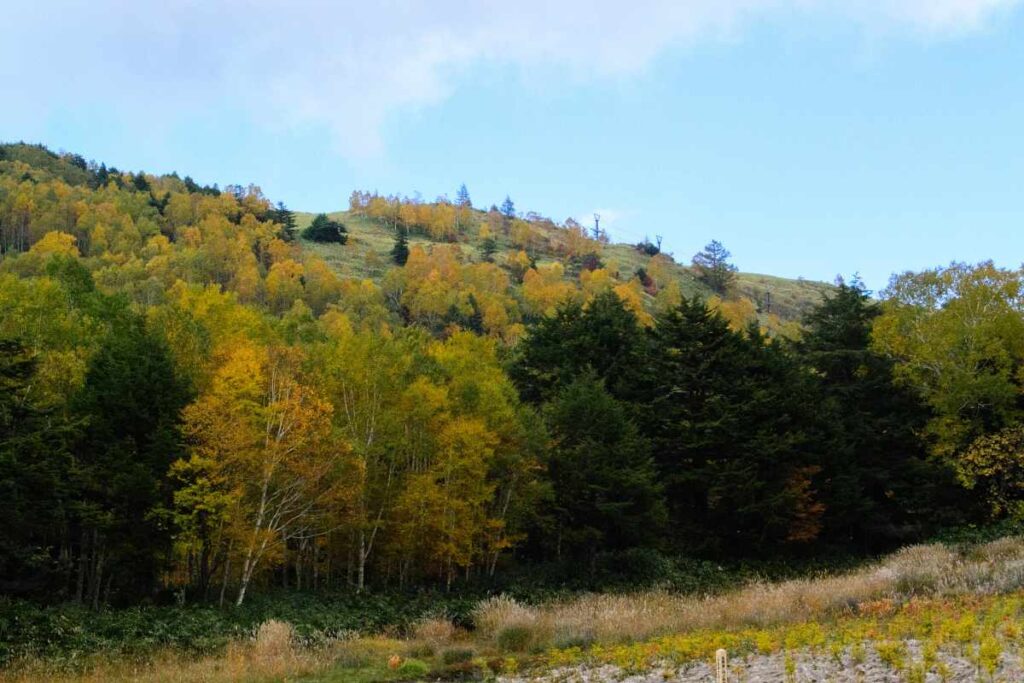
862, 0, 1019, 31
2, 0, 1018, 158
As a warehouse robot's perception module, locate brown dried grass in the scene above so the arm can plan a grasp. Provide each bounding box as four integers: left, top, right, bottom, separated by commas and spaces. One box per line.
474, 537, 1024, 651
9, 538, 1024, 679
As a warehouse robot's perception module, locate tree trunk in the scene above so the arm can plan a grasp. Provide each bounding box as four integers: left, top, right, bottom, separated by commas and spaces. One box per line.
90, 536, 104, 611
313, 544, 319, 591
75, 529, 87, 604
236, 550, 255, 607
219, 551, 232, 608
357, 529, 367, 593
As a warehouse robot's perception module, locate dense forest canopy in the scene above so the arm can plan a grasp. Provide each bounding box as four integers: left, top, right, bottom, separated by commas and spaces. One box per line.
1, 142, 1021, 609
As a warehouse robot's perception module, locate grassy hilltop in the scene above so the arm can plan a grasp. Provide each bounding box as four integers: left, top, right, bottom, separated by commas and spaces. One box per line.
294, 208, 833, 328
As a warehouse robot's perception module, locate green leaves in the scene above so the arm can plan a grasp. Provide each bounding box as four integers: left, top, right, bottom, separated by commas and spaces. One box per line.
302, 213, 348, 244
544, 372, 665, 558
874, 262, 1024, 520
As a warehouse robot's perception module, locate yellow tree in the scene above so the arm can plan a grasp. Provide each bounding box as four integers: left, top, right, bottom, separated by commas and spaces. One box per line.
393, 416, 497, 587
30, 230, 79, 257
505, 250, 532, 283
302, 257, 343, 314
613, 278, 654, 327
266, 259, 306, 314
313, 326, 416, 591
654, 279, 683, 314
181, 342, 346, 605
424, 331, 542, 578
709, 294, 759, 332
522, 263, 576, 317
646, 253, 677, 288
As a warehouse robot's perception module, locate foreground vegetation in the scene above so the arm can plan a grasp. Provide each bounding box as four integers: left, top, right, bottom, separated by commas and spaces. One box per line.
6, 536, 1024, 681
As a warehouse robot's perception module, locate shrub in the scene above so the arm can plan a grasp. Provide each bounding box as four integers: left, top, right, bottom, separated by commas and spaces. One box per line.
406, 642, 436, 659
973, 535, 1024, 562
875, 641, 906, 671
0, 590, 477, 667
396, 658, 430, 680
496, 625, 533, 653
551, 631, 595, 650
441, 646, 475, 665
302, 213, 348, 243
472, 596, 534, 639
431, 659, 487, 681
333, 637, 401, 669
413, 616, 457, 644
886, 544, 954, 595
253, 619, 295, 659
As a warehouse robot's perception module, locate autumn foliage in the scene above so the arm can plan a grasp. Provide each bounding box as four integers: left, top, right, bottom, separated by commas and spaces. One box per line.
0, 143, 1018, 612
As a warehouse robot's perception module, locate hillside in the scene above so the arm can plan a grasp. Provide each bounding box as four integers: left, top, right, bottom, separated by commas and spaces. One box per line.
294, 208, 833, 329
0, 141, 831, 333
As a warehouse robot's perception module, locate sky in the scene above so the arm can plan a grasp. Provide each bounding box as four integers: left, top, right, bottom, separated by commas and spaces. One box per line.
3, 0, 1023, 290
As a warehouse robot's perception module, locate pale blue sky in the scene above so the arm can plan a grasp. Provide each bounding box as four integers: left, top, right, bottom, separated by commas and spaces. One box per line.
3, 1, 1022, 290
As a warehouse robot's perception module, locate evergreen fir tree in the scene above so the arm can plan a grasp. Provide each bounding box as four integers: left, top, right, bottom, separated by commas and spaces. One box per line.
691, 240, 737, 294
391, 230, 410, 265
480, 236, 498, 262
132, 171, 150, 193
302, 213, 348, 244
511, 290, 644, 404
500, 195, 516, 219
272, 202, 297, 241
643, 297, 824, 554
0, 340, 75, 595
69, 306, 191, 602
798, 278, 964, 546
543, 372, 666, 560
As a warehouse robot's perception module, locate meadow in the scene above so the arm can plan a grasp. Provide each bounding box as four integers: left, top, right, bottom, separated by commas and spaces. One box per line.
5, 536, 1024, 682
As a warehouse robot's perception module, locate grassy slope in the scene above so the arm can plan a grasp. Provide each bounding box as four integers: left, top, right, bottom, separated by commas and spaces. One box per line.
295, 210, 834, 325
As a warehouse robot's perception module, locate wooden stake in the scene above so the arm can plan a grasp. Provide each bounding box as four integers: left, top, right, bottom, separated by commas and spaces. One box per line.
716, 648, 728, 683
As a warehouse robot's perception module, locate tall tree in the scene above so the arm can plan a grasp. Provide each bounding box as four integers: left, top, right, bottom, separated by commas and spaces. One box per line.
874, 262, 1024, 454
313, 327, 414, 591
500, 195, 516, 220
873, 262, 1024, 518
692, 240, 738, 295
511, 290, 644, 404
798, 279, 961, 546
70, 304, 191, 605
456, 184, 472, 208
181, 344, 345, 605
272, 202, 297, 241
642, 298, 824, 554
391, 231, 410, 266
0, 340, 75, 597
543, 372, 665, 561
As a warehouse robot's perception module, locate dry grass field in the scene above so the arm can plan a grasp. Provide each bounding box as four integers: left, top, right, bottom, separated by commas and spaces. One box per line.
8, 537, 1024, 682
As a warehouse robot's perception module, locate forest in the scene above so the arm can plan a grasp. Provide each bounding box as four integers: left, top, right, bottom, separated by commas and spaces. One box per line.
2, 142, 1024, 677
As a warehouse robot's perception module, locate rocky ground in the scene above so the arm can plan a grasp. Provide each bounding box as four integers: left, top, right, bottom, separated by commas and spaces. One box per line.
501, 640, 1024, 682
